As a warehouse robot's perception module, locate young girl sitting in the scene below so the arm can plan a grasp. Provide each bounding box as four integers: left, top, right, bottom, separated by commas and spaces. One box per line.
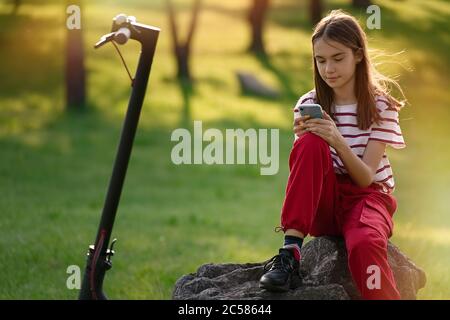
259, 9, 406, 300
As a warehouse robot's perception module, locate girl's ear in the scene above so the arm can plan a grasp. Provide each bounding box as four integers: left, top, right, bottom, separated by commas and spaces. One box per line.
355, 48, 363, 63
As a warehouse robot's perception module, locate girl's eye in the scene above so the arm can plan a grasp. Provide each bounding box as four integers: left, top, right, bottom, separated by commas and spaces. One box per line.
317, 60, 325, 64
335, 58, 342, 62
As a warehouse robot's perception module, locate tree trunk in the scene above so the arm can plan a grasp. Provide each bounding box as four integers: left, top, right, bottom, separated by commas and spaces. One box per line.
65, 2, 86, 109
167, 0, 201, 82
175, 46, 191, 80
352, 0, 372, 8
309, 0, 323, 25
11, 0, 21, 15
248, 0, 270, 55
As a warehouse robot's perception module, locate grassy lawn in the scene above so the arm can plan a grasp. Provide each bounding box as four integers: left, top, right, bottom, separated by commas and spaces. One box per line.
0, 0, 449, 299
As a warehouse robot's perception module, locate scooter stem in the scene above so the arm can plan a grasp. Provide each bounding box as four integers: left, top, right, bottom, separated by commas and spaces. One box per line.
79, 15, 160, 300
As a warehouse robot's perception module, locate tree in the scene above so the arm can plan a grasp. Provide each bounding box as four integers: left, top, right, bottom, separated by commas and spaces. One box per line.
10, 0, 21, 14
309, 0, 323, 25
352, 0, 372, 8
167, 0, 202, 82
65, 1, 86, 109
247, 0, 270, 55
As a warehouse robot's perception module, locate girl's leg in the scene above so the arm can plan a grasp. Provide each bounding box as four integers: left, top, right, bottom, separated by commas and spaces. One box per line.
260, 133, 340, 292
342, 196, 401, 300
280, 132, 341, 237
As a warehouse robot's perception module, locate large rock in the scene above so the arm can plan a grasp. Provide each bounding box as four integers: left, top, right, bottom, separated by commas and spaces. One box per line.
172, 236, 426, 300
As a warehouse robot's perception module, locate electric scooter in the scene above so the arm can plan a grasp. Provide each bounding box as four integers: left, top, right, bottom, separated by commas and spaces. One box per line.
78, 14, 160, 300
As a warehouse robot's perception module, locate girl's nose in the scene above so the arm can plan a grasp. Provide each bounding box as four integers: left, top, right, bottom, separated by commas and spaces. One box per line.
325, 62, 335, 74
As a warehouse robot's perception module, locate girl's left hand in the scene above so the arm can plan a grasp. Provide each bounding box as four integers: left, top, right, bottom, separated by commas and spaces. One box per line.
303, 111, 345, 149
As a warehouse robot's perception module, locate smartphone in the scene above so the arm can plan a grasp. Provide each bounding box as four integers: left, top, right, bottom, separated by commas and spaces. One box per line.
295, 103, 323, 119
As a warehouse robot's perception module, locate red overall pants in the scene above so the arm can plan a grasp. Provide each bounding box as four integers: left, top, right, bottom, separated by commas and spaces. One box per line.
281, 132, 401, 300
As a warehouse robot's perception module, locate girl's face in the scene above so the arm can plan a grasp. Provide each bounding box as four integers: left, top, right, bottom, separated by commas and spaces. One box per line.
313, 37, 362, 90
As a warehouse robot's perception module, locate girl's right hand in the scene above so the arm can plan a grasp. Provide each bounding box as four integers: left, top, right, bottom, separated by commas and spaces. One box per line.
293, 115, 311, 137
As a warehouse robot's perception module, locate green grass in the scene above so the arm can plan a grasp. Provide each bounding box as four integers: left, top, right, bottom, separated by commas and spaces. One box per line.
0, 0, 449, 299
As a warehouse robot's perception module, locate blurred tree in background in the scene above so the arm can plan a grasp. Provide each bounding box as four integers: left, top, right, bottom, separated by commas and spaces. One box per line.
352, 0, 372, 8
247, 0, 270, 55
8, 0, 20, 14
310, 0, 323, 25
167, 0, 202, 82
65, 0, 86, 109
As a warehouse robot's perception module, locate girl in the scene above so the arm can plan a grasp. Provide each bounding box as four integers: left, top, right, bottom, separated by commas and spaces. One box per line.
259, 10, 406, 300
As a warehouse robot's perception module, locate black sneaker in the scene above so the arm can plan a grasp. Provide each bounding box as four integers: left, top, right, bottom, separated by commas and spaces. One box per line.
259, 248, 300, 292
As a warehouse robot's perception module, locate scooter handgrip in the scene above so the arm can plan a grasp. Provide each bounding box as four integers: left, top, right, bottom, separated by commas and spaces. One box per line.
114, 27, 131, 45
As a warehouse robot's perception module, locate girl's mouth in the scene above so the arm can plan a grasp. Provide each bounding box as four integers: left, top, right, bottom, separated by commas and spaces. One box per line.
327, 76, 340, 81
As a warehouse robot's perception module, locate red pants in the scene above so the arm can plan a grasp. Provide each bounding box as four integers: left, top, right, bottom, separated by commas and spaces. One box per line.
280, 133, 401, 300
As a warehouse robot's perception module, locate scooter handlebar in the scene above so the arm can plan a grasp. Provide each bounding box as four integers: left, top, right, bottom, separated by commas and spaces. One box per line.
95, 13, 160, 49
112, 14, 134, 45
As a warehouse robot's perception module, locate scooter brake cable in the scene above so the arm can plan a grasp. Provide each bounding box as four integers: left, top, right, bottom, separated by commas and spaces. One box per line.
110, 40, 134, 86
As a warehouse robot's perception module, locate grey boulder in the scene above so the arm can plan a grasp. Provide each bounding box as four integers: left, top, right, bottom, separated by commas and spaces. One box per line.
172, 236, 426, 300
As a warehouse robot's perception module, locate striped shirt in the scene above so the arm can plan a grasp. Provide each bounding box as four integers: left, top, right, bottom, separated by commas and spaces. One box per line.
293, 90, 406, 194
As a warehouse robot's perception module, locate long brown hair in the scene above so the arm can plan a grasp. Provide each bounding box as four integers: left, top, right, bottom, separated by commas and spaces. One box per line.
311, 10, 406, 130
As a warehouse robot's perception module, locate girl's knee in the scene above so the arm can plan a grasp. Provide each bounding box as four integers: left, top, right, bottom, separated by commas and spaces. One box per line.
298, 132, 326, 144
289, 133, 332, 169
292, 132, 328, 153
345, 227, 387, 254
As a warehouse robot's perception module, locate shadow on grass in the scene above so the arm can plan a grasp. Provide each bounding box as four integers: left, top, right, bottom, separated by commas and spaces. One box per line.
178, 77, 194, 127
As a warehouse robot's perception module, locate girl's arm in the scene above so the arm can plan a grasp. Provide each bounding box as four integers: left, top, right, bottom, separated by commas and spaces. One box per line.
302, 111, 386, 188
334, 139, 386, 188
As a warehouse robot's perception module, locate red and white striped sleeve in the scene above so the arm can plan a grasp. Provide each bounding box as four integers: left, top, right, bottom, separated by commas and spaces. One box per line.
369, 97, 406, 149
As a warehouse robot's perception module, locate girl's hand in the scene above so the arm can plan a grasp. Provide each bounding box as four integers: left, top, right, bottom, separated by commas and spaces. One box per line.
303, 111, 345, 149
293, 115, 311, 138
